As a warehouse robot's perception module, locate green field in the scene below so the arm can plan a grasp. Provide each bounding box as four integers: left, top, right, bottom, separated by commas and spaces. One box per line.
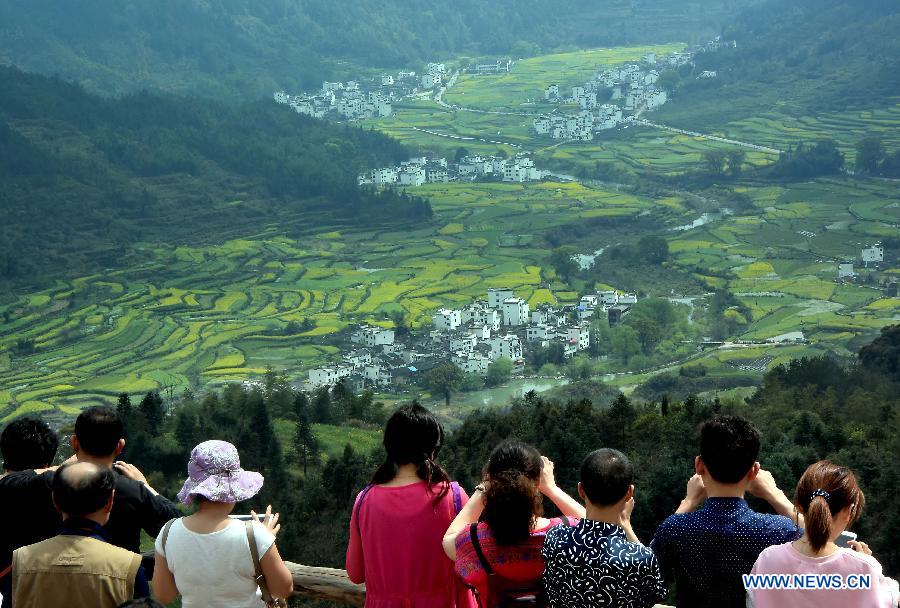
444, 45, 685, 111
666, 177, 900, 349
0, 180, 680, 421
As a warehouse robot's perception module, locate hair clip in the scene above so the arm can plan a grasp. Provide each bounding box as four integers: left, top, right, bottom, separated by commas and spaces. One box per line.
810, 488, 831, 503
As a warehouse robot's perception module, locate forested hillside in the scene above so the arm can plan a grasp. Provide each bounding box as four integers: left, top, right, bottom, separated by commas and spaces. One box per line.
79, 326, 900, 583
0, 66, 430, 286
0, 0, 748, 99
660, 0, 900, 126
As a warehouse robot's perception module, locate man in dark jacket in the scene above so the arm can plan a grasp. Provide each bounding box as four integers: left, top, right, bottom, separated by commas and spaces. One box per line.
0, 417, 61, 608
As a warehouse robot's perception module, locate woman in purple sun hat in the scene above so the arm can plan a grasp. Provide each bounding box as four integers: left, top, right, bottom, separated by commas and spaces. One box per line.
151, 440, 294, 607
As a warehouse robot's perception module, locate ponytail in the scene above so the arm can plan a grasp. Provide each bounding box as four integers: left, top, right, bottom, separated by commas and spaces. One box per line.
481, 440, 543, 546
804, 493, 834, 552
794, 461, 865, 553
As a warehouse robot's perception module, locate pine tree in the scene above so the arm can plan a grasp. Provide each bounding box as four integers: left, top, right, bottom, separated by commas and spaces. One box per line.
312, 387, 332, 423
116, 393, 133, 431
174, 407, 200, 455
293, 411, 319, 474
138, 391, 164, 435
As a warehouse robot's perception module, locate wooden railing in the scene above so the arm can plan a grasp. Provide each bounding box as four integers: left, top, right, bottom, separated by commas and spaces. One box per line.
289, 563, 365, 606
286, 563, 673, 608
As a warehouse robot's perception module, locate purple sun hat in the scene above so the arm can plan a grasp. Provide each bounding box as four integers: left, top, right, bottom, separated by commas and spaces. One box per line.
177, 440, 264, 506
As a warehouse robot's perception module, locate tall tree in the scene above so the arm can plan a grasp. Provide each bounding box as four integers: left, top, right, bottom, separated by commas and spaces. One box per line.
485, 357, 514, 387
293, 411, 320, 474
425, 363, 464, 406
703, 149, 728, 175
391, 310, 410, 338
855, 137, 885, 174
637, 235, 669, 265
138, 391, 165, 435
547, 246, 579, 282
727, 149, 746, 177
116, 393, 133, 428
312, 387, 332, 424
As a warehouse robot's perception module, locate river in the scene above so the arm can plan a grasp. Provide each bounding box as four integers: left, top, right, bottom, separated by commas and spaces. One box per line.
428, 377, 571, 425
670, 208, 733, 232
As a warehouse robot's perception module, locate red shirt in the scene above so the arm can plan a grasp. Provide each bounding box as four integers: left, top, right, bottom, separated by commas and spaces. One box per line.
347, 481, 475, 608
453, 517, 575, 608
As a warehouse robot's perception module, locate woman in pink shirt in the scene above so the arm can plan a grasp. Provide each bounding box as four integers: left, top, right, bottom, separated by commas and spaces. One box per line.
346, 403, 475, 608
748, 461, 899, 608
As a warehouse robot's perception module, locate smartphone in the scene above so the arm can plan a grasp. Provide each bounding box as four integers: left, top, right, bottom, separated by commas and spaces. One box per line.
229, 514, 265, 522
835, 531, 857, 548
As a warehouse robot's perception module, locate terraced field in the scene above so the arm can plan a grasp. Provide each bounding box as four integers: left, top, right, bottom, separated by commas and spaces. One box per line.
3, 45, 899, 424
667, 177, 900, 351
0, 181, 672, 422
443, 44, 685, 111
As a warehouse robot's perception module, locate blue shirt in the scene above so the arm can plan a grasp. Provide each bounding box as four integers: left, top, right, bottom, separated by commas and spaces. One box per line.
650, 497, 801, 608
543, 519, 667, 608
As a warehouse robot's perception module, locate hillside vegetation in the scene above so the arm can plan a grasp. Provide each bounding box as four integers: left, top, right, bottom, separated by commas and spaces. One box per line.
0, 66, 425, 285
658, 0, 900, 128
0, 0, 750, 99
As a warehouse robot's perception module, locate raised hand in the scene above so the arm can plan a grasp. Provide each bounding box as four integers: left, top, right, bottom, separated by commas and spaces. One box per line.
538, 455, 557, 494
619, 494, 635, 527
114, 461, 148, 484
747, 469, 779, 502
848, 540, 872, 556
252, 505, 282, 537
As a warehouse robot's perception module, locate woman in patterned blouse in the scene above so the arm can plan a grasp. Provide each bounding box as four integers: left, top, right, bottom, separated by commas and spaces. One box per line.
441, 440, 584, 608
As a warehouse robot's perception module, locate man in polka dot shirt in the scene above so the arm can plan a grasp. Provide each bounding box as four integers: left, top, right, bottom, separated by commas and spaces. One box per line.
650, 415, 803, 608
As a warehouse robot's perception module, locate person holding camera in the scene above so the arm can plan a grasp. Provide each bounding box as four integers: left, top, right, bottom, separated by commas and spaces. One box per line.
748, 460, 899, 608
151, 440, 293, 607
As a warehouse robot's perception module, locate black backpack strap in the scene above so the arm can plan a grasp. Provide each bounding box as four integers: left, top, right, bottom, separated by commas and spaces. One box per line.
469, 522, 494, 575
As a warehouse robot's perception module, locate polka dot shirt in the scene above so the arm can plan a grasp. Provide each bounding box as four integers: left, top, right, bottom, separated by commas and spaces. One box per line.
650, 497, 801, 608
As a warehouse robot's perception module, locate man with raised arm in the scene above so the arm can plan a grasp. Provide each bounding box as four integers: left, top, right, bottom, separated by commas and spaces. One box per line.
12, 462, 148, 607
542, 448, 667, 608
650, 415, 802, 608
0, 407, 179, 556
66, 406, 180, 553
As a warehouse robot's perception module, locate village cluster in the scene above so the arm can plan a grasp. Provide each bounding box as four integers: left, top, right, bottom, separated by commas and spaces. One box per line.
306, 287, 638, 390
358, 153, 546, 187
273, 62, 450, 120
532, 39, 727, 141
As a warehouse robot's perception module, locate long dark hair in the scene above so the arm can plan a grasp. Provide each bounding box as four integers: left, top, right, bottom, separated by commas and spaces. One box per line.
371, 403, 451, 501
795, 460, 865, 552
482, 440, 543, 546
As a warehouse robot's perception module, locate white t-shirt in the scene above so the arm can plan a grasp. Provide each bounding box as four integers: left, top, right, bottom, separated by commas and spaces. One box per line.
155, 518, 277, 608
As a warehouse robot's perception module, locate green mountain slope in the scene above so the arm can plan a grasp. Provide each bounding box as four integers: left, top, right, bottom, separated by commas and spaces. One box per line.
0, 65, 422, 286
658, 0, 900, 128
0, 0, 750, 99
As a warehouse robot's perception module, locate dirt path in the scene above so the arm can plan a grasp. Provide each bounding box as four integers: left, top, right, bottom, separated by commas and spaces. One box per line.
635, 119, 784, 154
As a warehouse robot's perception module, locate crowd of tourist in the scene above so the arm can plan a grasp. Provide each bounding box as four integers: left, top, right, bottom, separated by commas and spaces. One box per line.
0, 404, 897, 608
347, 404, 898, 608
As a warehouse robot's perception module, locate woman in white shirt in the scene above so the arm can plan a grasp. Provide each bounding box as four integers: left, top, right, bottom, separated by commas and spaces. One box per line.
152, 440, 293, 607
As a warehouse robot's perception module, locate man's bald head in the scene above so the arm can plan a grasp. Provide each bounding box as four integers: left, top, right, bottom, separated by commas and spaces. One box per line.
52, 461, 116, 519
